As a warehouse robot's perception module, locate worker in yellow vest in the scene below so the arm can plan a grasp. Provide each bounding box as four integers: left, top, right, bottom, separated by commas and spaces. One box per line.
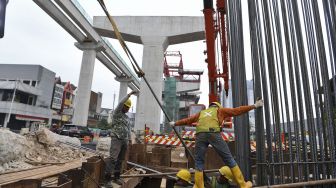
174, 169, 194, 188
170, 99, 263, 188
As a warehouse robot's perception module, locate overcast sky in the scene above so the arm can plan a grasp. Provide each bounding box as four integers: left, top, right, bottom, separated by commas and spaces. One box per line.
0, 0, 252, 111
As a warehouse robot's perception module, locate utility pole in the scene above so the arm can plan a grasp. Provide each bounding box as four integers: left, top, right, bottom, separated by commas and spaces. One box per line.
112, 92, 116, 111
4, 79, 18, 128
0, 0, 9, 38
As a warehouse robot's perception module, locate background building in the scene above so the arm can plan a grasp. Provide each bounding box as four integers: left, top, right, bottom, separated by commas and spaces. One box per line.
98, 107, 112, 122
222, 80, 255, 133
51, 78, 76, 127
87, 91, 103, 127
60, 82, 76, 124
0, 64, 55, 130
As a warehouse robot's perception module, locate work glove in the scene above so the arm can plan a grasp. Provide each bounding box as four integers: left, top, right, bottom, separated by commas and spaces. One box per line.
254, 99, 264, 108
169, 121, 175, 126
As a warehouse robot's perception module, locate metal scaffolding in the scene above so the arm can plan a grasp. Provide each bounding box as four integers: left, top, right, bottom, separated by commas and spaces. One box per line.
163, 77, 178, 133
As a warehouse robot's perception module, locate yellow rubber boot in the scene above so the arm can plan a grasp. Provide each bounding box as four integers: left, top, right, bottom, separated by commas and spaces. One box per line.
231, 166, 252, 188
194, 170, 204, 188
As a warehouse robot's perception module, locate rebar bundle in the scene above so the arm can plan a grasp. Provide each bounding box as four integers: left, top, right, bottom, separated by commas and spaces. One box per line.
227, 0, 251, 180
227, 0, 336, 186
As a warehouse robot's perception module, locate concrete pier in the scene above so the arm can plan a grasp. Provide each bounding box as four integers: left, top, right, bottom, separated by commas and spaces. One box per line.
93, 16, 204, 133
115, 75, 132, 102
72, 41, 104, 126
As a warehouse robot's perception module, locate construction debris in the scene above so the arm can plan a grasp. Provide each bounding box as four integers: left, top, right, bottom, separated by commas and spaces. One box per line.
0, 129, 33, 164
35, 128, 80, 146
0, 128, 93, 173
96, 137, 111, 156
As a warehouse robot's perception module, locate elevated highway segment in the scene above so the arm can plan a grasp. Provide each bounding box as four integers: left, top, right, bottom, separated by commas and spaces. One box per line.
33, 0, 140, 91
32, 0, 140, 125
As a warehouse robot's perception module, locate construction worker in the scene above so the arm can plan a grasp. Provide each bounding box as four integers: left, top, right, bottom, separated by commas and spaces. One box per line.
210, 166, 234, 188
170, 99, 263, 188
174, 169, 194, 188
105, 91, 137, 187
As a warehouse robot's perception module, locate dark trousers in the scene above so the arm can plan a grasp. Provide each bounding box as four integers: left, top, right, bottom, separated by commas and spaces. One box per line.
105, 136, 128, 178
195, 132, 237, 170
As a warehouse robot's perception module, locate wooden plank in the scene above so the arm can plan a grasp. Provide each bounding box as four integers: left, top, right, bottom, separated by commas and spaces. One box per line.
0, 160, 82, 185
0, 165, 52, 176
28, 160, 82, 179
82, 157, 101, 188
121, 168, 143, 188
25, 161, 66, 165
0, 166, 55, 181
1, 160, 80, 180
1, 179, 42, 188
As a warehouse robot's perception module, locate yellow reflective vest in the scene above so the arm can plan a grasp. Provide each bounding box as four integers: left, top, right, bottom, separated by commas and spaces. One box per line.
196, 107, 221, 133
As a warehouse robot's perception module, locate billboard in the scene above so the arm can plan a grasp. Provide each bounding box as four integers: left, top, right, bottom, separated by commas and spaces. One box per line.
52, 84, 64, 110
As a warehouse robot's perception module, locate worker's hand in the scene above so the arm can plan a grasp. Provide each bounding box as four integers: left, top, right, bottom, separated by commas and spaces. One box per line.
254, 99, 264, 108
128, 91, 137, 96
169, 121, 175, 126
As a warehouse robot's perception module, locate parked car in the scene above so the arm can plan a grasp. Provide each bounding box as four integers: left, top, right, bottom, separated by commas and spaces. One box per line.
59, 124, 93, 138
99, 129, 110, 137
50, 124, 61, 133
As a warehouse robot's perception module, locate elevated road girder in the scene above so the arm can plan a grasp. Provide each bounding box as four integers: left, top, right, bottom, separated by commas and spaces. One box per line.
32, 0, 140, 91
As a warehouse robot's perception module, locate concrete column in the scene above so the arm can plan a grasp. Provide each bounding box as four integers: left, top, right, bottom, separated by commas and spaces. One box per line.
135, 36, 168, 133
115, 75, 132, 102
48, 117, 52, 126
72, 42, 104, 126
93, 16, 205, 133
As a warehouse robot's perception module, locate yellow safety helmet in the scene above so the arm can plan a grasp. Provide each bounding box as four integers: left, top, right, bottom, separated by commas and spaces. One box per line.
210, 101, 223, 108
124, 99, 132, 108
219, 166, 233, 182
176, 169, 192, 184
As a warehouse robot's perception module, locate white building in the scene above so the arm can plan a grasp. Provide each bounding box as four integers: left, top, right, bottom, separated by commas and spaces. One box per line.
0, 64, 55, 130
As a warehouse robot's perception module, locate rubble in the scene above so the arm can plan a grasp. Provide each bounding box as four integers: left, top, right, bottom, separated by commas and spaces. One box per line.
96, 137, 111, 156
35, 128, 80, 146
0, 129, 33, 164
0, 128, 94, 173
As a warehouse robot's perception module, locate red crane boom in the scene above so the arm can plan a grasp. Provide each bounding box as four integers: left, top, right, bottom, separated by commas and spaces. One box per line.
203, 0, 229, 104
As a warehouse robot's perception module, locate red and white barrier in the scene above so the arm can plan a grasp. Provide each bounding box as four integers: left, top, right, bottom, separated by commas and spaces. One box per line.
145, 131, 235, 148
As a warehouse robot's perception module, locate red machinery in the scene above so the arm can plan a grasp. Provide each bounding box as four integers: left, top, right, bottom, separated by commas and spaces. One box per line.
203, 0, 229, 103
163, 51, 203, 82
163, 51, 183, 80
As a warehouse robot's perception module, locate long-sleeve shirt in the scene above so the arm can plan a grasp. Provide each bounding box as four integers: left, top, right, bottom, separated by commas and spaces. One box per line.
110, 95, 131, 140
175, 105, 255, 126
